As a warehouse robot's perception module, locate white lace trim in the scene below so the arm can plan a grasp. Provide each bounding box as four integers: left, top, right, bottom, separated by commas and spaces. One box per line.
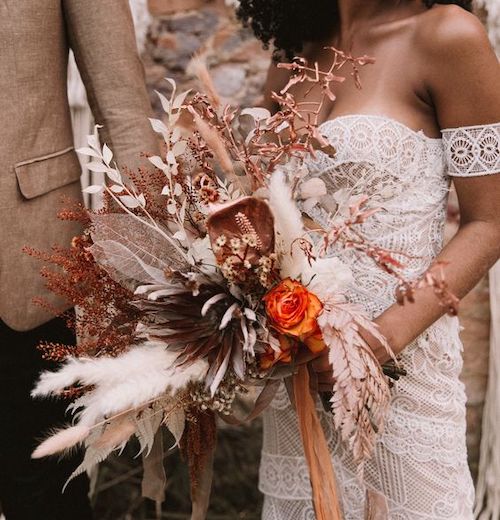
259, 406, 468, 502
260, 451, 473, 517
442, 123, 500, 177
262, 459, 474, 520
313, 115, 444, 178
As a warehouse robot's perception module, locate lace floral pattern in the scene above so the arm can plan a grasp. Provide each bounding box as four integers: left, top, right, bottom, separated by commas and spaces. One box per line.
304, 115, 449, 317
442, 123, 500, 177
258, 115, 500, 520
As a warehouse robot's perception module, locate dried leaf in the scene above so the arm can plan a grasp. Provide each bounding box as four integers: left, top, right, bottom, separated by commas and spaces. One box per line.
240, 107, 271, 121
76, 147, 101, 159
102, 144, 113, 165
89, 214, 185, 286
94, 415, 137, 450
135, 405, 164, 456
318, 301, 394, 466
156, 90, 171, 113
164, 406, 185, 448
83, 185, 103, 194
87, 161, 110, 173
119, 195, 141, 209
172, 90, 191, 110
149, 155, 169, 171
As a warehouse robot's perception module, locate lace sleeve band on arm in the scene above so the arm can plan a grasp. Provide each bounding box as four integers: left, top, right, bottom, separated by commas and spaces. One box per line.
442, 123, 500, 177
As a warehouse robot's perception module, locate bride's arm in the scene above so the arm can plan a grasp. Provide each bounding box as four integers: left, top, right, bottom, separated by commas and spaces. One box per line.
372, 174, 500, 363
314, 9, 500, 379
371, 9, 500, 362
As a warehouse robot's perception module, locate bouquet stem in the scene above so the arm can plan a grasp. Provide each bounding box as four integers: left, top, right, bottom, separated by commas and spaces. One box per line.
293, 364, 343, 520
190, 447, 214, 520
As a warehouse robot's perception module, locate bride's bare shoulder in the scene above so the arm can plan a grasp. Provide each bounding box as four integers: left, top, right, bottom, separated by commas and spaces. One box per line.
413, 5, 500, 127
414, 5, 492, 56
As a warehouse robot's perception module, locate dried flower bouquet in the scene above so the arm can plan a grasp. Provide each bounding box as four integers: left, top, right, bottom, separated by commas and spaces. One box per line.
28, 49, 457, 520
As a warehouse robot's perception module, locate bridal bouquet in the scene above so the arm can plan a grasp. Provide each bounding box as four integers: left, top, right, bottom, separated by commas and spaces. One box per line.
28, 50, 456, 520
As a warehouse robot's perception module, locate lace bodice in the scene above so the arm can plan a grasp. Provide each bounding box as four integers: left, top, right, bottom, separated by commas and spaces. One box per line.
305, 115, 449, 317
260, 116, 500, 520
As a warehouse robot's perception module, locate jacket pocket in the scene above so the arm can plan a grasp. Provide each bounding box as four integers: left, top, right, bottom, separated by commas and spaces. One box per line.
15, 146, 82, 199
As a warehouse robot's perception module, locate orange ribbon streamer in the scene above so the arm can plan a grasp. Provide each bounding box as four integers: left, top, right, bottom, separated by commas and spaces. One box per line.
293, 364, 343, 520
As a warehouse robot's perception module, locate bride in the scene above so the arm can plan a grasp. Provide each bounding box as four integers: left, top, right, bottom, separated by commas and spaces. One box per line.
237, 0, 500, 518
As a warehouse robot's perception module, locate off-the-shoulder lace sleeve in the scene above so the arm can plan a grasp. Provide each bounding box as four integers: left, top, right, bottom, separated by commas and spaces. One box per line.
442, 123, 500, 177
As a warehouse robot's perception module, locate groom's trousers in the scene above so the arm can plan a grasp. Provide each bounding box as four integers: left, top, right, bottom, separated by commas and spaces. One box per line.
0, 317, 93, 520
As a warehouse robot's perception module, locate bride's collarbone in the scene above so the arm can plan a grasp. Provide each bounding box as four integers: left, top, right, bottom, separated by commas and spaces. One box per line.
289, 17, 441, 137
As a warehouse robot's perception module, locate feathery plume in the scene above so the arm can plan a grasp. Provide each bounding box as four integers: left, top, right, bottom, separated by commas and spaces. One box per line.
268, 169, 306, 278
191, 111, 235, 177
188, 54, 221, 109
33, 342, 208, 428
33, 342, 208, 399
32, 425, 90, 459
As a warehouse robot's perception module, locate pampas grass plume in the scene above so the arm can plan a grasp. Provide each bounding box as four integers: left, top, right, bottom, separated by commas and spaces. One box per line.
32, 425, 90, 459
268, 170, 306, 278
189, 54, 221, 109
192, 112, 235, 177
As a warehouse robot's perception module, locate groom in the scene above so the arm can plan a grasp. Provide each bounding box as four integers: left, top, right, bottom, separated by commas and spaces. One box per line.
0, 1, 159, 518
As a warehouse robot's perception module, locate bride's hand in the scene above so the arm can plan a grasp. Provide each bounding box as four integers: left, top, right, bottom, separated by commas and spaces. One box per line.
307, 326, 394, 392
309, 349, 335, 393
358, 324, 394, 366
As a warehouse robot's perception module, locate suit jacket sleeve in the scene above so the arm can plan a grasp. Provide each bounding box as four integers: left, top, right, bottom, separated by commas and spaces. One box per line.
63, 0, 159, 170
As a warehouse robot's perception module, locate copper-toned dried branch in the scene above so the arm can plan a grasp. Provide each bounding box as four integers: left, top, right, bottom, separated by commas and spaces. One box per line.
396, 262, 460, 316
25, 233, 139, 359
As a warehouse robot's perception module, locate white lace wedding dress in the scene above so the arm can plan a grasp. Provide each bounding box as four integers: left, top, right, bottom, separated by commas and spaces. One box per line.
259, 115, 500, 519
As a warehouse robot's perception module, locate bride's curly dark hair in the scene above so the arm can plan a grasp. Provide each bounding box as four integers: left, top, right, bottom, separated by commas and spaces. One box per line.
236, 0, 473, 60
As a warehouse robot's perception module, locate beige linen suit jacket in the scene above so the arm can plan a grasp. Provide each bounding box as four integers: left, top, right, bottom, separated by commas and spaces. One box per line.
0, 0, 159, 331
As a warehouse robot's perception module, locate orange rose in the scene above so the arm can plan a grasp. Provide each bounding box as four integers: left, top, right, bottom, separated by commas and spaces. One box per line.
263, 278, 325, 353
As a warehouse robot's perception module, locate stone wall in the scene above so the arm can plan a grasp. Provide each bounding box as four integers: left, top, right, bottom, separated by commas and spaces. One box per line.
143, 0, 491, 479
145, 0, 270, 114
